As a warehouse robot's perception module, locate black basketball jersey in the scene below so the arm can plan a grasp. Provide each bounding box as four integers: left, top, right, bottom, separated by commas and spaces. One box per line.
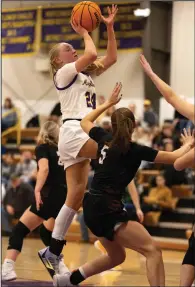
35, 143, 66, 188
89, 127, 158, 197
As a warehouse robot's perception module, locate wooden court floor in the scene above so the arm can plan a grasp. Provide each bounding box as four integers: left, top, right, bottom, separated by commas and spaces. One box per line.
2, 237, 186, 286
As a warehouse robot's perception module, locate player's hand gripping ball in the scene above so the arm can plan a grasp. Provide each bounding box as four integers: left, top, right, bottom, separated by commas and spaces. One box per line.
71, 1, 102, 32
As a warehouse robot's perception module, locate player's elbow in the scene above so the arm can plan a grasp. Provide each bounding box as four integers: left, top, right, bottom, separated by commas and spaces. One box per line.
88, 51, 97, 62
174, 159, 183, 171
40, 166, 49, 174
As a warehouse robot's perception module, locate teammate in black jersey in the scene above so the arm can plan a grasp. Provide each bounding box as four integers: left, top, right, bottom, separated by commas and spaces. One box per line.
2, 121, 69, 281
53, 83, 194, 287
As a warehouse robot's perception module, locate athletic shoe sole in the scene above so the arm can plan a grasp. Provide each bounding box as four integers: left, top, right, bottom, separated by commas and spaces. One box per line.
38, 249, 55, 279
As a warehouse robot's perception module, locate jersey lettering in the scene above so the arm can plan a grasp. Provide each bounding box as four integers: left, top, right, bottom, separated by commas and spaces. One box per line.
99, 145, 109, 164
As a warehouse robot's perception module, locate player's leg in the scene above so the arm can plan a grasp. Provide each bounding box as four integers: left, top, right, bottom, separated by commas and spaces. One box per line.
180, 265, 195, 287
53, 238, 126, 287
115, 221, 165, 287
2, 207, 43, 281
39, 218, 70, 276
38, 159, 91, 277
180, 233, 195, 286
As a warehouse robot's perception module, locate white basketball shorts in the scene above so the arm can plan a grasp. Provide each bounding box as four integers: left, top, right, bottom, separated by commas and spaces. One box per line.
58, 120, 90, 169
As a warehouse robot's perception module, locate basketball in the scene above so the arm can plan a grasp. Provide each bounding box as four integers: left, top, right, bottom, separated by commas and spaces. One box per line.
71, 1, 101, 32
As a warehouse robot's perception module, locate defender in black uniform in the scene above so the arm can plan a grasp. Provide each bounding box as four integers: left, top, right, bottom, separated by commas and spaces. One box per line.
181, 224, 195, 286
53, 83, 194, 287
2, 121, 69, 281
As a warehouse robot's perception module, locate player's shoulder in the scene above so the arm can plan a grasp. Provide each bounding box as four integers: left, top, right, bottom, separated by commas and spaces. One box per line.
35, 143, 50, 154
89, 126, 112, 144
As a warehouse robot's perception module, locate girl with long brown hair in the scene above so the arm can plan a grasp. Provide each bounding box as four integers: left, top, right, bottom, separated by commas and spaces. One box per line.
53, 83, 194, 287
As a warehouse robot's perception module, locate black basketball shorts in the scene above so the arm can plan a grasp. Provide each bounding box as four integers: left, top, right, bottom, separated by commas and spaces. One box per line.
30, 184, 67, 220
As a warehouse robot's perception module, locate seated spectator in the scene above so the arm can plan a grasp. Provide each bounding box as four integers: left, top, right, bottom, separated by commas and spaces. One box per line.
2, 153, 16, 187
99, 116, 112, 133
2, 98, 17, 132
143, 175, 175, 210
133, 126, 153, 147
2, 174, 34, 234
162, 142, 188, 187
15, 150, 37, 186
143, 99, 158, 128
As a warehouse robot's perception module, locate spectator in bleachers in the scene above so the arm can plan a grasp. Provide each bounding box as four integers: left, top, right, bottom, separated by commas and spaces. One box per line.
128, 103, 141, 125
2, 153, 16, 187
143, 175, 175, 210
15, 150, 37, 186
2, 98, 17, 132
143, 99, 158, 128
99, 116, 112, 133
2, 174, 34, 234
133, 126, 153, 147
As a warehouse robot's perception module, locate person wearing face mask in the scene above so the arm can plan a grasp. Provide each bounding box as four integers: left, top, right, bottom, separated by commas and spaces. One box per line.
15, 150, 37, 186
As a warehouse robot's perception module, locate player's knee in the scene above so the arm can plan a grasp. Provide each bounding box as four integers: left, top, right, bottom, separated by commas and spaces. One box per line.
8, 221, 30, 252
142, 241, 162, 259
109, 247, 126, 265
39, 224, 52, 246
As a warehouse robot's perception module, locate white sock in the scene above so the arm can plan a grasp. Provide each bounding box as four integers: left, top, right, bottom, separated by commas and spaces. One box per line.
79, 267, 87, 279
52, 204, 76, 241
4, 259, 14, 265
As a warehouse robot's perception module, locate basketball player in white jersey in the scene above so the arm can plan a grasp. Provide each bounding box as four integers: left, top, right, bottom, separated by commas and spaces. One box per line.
140, 54, 195, 287
38, 5, 119, 277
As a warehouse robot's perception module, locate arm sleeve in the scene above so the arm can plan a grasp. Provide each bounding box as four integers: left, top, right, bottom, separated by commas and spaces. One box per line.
55, 62, 78, 88
135, 144, 159, 162
89, 126, 112, 144
35, 145, 49, 162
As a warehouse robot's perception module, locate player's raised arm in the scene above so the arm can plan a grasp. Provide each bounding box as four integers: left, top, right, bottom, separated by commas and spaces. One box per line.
96, 4, 118, 76
154, 128, 194, 164
71, 21, 97, 73
174, 148, 195, 171
81, 82, 122, 134
140, 54, 195, 123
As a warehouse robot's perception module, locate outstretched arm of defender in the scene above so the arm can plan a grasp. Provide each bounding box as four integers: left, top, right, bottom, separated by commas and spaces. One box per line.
140, 54, 194, 123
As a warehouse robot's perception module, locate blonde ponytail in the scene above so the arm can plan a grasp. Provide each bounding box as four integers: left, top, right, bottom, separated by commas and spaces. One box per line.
49, 43, 61, 76
84, 56, 104, 74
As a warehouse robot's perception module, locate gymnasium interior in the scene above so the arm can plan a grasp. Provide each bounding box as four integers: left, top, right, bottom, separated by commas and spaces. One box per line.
2, 0, 195, 286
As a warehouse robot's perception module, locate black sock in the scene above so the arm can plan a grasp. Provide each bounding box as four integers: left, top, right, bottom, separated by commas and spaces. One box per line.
49, 237, 66, 257
39, 224, 52, 246
70, 269, 85, 285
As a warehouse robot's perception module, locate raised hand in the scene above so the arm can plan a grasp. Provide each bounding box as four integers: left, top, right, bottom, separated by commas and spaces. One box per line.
101, 4, 118, 26
107, 82, 122, 106
181, 128, 195, 148
140, 54, 154, 77
71, 17, 88, 36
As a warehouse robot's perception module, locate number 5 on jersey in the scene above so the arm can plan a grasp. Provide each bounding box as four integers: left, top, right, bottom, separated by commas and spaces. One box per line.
99, 146, 108, 164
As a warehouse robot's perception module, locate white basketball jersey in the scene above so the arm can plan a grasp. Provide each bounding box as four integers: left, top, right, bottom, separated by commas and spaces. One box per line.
54, 69, 96, 120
